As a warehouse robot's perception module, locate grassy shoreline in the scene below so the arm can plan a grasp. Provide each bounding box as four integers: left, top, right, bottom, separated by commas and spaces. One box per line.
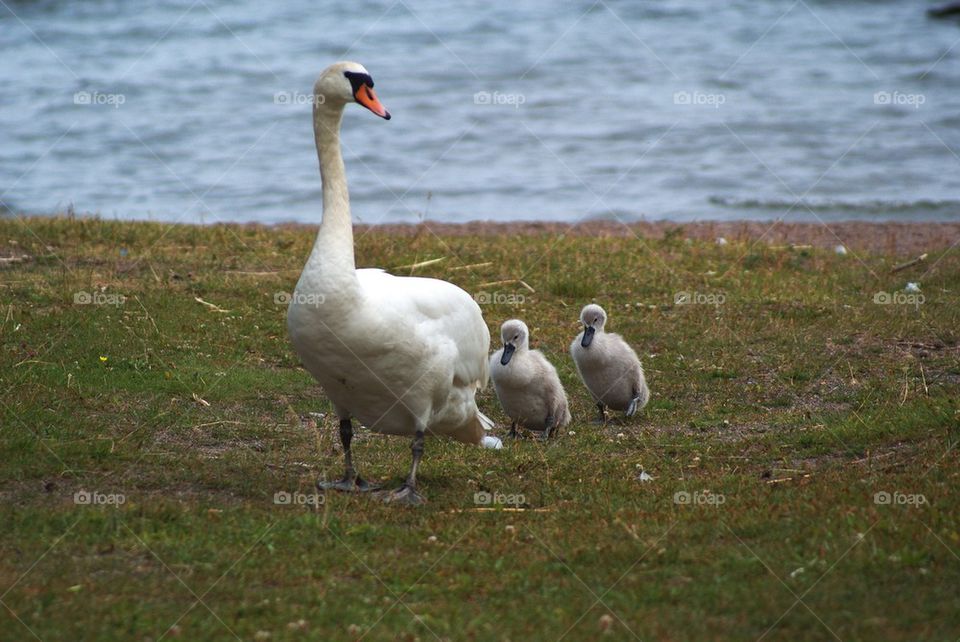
2, 216, 958, 641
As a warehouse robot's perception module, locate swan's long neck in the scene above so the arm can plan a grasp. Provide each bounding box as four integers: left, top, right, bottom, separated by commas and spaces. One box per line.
307, 103, 357, 276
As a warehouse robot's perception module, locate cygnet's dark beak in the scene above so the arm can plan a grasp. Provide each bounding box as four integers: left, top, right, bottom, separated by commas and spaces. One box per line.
581, 325, 595, 348
500, 343, 516, 366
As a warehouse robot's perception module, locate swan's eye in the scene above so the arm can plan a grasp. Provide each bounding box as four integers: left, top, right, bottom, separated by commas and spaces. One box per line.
343, 70, 374, 92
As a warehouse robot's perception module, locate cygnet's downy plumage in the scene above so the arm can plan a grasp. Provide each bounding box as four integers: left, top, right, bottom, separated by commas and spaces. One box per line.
490, 320, 571, 438
570, 304, 649, 422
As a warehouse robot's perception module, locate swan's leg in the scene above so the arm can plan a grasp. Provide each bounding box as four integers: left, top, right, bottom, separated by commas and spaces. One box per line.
539, 415, 555, 441
378, 430, 426, 506
508, 421, 519, 439
317, 418, 380, 492
592, 401, 607, 425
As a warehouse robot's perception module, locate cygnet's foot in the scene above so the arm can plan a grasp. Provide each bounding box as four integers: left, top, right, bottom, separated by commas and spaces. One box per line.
317, 475, 380, 493
593, 403, 607, 425
625, 397, 640, 417
375, 483, 426, 506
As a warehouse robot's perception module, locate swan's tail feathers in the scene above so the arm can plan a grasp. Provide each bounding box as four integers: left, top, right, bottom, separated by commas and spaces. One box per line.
445, 410, 491, 445
478, 411, 495, 432
481, 435, 503, 449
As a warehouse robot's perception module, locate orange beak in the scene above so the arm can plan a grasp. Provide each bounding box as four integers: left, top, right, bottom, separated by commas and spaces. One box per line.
355, 84, 390, 120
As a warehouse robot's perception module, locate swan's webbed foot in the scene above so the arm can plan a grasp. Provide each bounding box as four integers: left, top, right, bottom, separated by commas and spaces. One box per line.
375, 429, 427, 506
376, 483, 426, 506
319, 418, 379, 492
317, 474, 380, 493
625, 397, 640, 417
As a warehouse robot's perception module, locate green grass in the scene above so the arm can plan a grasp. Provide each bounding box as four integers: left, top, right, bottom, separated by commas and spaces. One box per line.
1, 215, 959, 641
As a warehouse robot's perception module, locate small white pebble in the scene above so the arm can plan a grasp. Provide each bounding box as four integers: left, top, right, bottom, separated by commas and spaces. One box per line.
834, 244, 847, 255
427, 535, 437, 544
616, 432, 626, 438
905, 282, 921, 293
599, 613, 615, 632
505, 525, 516, 534
568, 430, 576, 436
716, 237, 728, 245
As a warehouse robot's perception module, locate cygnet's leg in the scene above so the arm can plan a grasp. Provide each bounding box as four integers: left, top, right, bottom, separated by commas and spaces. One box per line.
625, 386, 645, 417
317, 418, 380, 492
539, 415, 556, 441
378, 429, 427, 506
592, 401, 607, 425
508, 421, 519, 439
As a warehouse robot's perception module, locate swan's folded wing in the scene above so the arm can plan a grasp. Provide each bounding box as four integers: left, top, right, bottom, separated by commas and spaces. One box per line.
357, 269, 490, 387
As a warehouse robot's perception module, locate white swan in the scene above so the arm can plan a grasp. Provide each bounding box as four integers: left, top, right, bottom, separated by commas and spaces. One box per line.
570, 304, 650, 423
287, 62, 497, 505
489, 319, 571, 439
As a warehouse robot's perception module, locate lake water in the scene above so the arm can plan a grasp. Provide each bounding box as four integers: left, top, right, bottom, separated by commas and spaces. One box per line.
2, 0, 959, 225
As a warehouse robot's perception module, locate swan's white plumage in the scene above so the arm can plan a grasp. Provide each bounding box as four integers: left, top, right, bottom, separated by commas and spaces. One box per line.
288, 268, 490, 443
286, 61, 491, 449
